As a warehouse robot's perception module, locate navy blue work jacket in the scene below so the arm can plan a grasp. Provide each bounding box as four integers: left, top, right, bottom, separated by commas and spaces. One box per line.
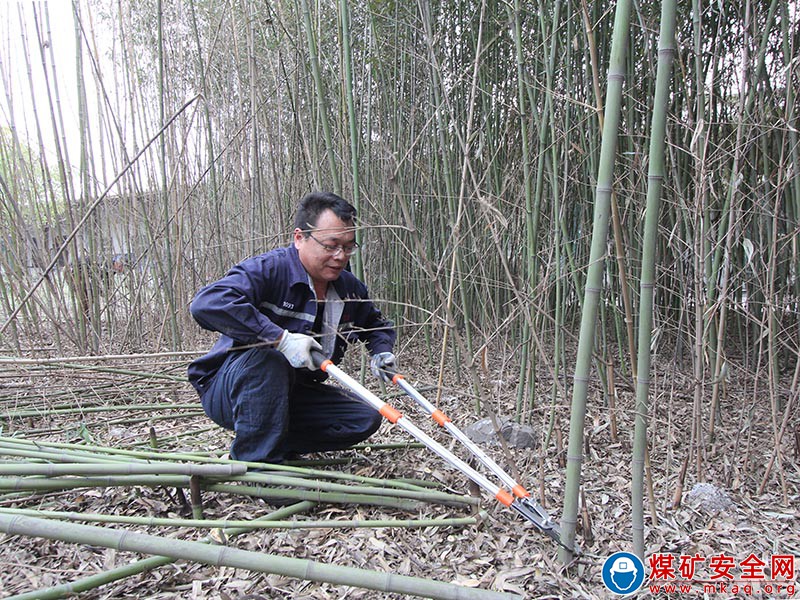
188, 245, 395, 396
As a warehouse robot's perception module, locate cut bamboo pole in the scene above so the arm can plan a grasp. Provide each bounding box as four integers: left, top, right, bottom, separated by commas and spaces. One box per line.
2, 502, 315, 600
0, 462, 246, 477
0, 476, 446, 511
0, 512, 522, 600
0, 436, 441, 492
0, 506, 481, 531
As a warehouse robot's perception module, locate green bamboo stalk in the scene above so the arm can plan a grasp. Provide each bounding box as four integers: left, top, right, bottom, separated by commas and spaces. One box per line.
0, 447, 123, 464
2, 502, 315, 600
246, 0, 260, 258
0, 446, 475, 508
781, 0, 800, 391
707, 0, 780, 442
0, 436, 437, 492
508, 0, 534, 413
339, 0, 364, 279
0, 476, 423, 510
0, 506, 481, 530
5, 555, 175, 600
0, 448, 457, 498
73, 1, 98, 354
30, 4, 74, 222
542, 0, 565, 426
187, 0, 224, 272
631, 0, 678, 559
689, 0, 712, 481
233, 471, 473, 504
559, 0, 633, 563
0, 512, 522, 600
0, 474, 198, 491
299, 0, 340, 193
580, 0, 636, 385
0, 462, 246, 477
157, 0, 180, 349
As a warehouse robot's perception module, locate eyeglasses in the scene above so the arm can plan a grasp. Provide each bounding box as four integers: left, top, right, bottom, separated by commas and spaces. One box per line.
307, 232, 360, 256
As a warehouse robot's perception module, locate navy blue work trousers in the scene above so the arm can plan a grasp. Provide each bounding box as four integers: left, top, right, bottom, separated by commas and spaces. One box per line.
200, 347, 382, 464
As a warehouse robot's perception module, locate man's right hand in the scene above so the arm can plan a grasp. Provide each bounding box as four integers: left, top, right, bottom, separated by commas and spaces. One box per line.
277, 331, 323, 370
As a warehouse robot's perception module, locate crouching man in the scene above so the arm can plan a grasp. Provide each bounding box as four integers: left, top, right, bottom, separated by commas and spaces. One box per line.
188, 191, 396, 464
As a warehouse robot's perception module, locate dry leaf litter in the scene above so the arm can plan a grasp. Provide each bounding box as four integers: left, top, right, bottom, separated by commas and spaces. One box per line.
0, 342, 797, 599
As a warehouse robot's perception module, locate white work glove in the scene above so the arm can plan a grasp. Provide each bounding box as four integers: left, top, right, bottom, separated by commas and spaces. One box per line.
277, 331, 323, 370
370, 352, 397, 382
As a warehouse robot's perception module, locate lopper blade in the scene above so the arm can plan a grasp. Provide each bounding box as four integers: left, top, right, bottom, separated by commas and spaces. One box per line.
511, 497, 581, 555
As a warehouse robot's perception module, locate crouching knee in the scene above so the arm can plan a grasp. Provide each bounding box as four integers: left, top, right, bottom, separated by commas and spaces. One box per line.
362, 409, 383, 439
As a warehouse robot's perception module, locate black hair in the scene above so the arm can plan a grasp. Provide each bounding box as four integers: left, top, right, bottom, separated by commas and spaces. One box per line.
294, 191, 357, 232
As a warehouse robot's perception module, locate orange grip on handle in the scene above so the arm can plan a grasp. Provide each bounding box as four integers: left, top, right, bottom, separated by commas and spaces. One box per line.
431, 409, 451, 427
495, 489, 514, 507
512, 484, 530, 498
379, 404, 403, 424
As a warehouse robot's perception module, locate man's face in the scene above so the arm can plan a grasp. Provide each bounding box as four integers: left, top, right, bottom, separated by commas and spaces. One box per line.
294, 209, 355, 289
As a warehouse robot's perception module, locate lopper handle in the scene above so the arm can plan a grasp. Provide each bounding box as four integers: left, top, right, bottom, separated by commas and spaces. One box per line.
377, 364, 399, 383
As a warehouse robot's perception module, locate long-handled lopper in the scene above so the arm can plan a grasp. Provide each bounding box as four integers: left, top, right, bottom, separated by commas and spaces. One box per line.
311, 350, 580, 554
380, 366, 579, 554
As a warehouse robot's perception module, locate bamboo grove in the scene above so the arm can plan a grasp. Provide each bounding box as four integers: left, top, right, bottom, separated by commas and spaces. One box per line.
0, 0, 798, 558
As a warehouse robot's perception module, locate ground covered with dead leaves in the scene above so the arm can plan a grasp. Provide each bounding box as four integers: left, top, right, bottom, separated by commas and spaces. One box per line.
0, 342, 797, 599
